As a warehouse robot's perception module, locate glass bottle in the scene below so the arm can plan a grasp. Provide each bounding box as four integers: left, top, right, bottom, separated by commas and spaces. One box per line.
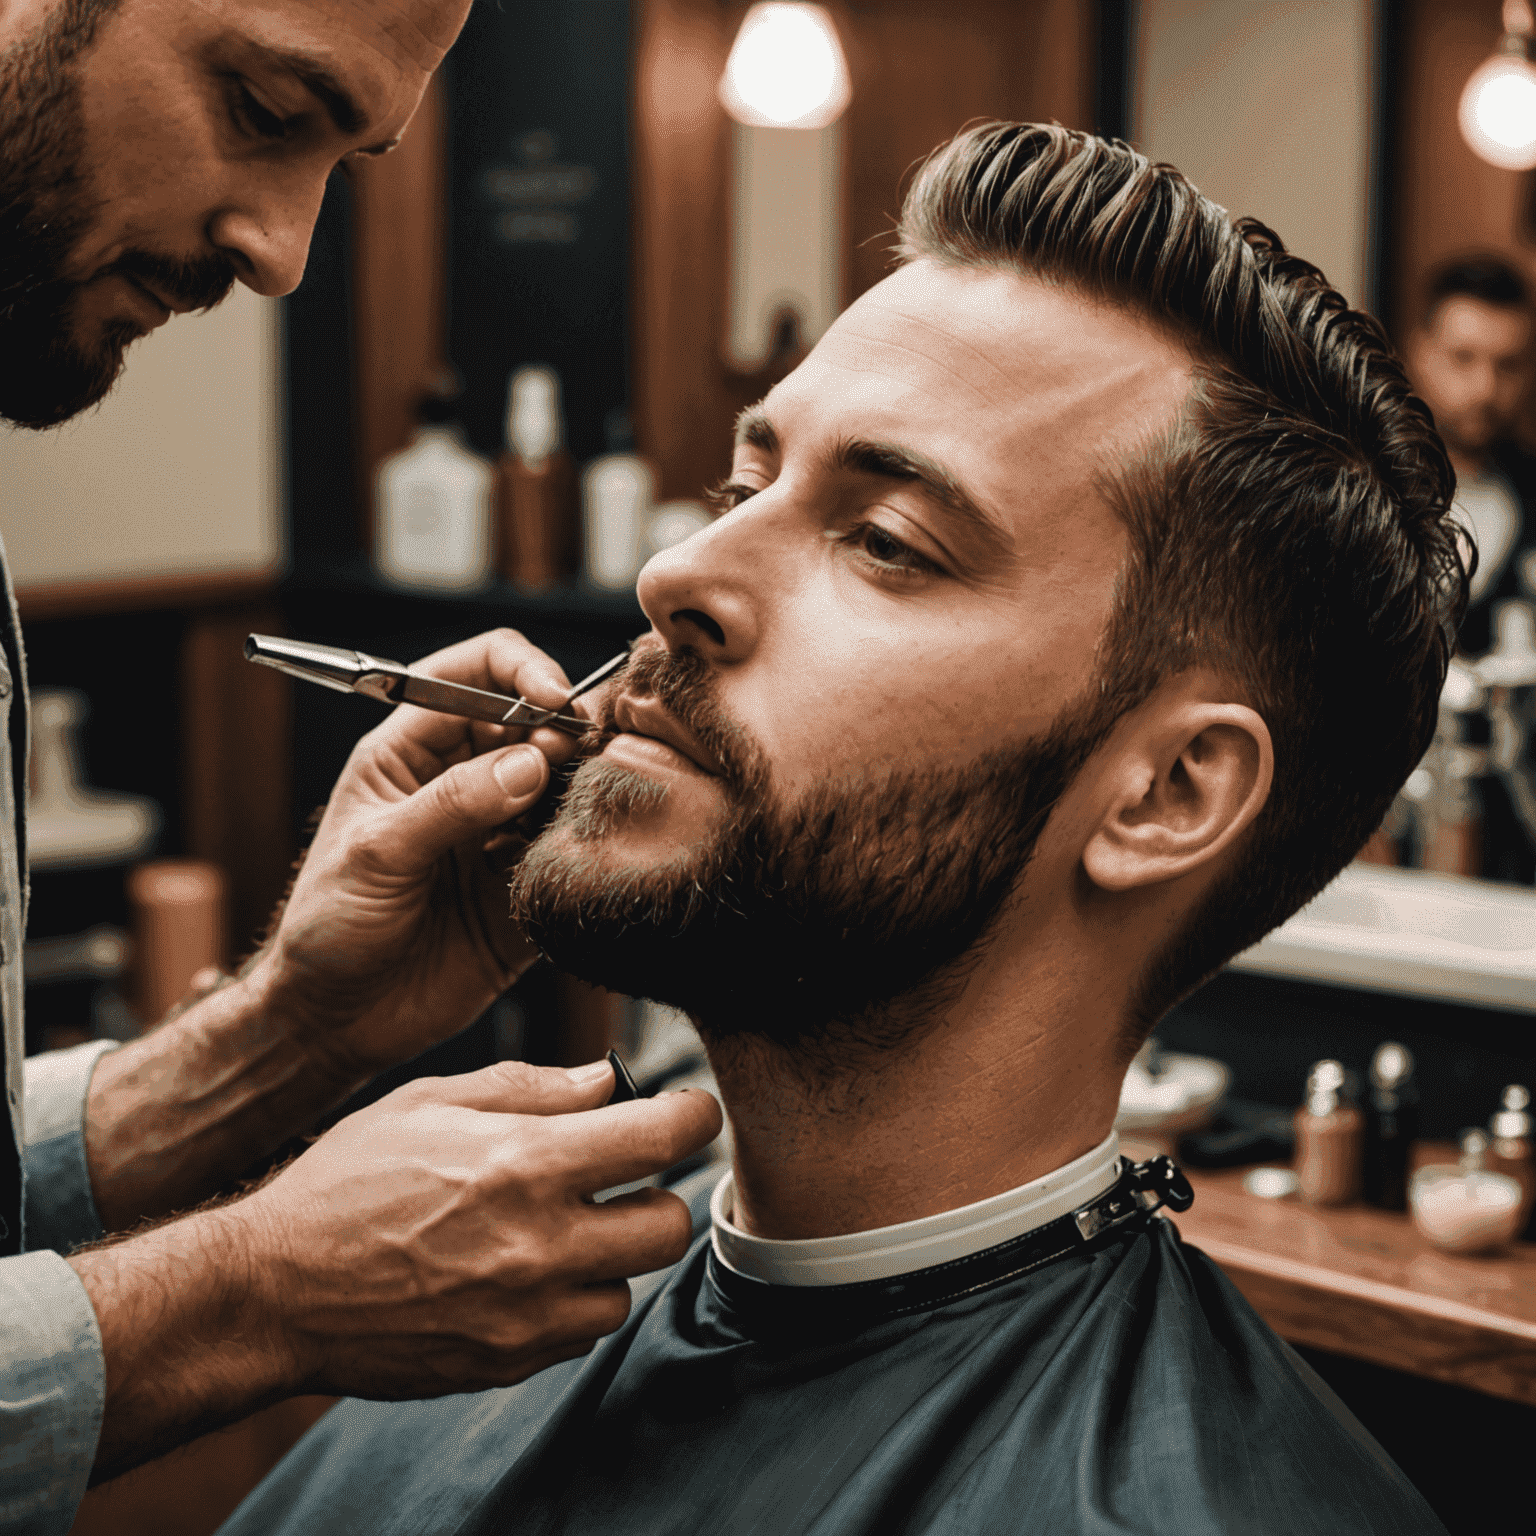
1294, 1059, 1363, 1207
1362, 1042, 1418, 1211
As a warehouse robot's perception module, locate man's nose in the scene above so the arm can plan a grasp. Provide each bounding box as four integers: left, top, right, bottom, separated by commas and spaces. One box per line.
635, 515, 764, 663
206, 176, 325, 298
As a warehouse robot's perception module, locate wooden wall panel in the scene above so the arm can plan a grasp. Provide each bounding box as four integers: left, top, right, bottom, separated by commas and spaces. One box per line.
840, 0, 1092, 300
350, 73, 448, 543
181, 605, 295, 958
631, 0, 1094, 505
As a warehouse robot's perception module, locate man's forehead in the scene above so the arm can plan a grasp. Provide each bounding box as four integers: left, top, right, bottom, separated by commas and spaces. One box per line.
766, 260, 1193, 512
1434, 295, 1533, 350
242, 0, 466, 74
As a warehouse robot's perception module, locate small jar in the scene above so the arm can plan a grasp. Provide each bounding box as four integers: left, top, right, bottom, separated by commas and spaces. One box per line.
1409, 1129, 1523, 1254
1294, 1059, 1363, 1207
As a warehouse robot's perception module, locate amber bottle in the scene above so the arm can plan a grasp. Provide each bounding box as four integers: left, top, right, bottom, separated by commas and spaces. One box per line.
1294, 1059, 1363, 1207
496, 365, 579, 588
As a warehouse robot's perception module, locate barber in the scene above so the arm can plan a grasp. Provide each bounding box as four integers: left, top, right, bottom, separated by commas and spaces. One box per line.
0, 0, 723, 1527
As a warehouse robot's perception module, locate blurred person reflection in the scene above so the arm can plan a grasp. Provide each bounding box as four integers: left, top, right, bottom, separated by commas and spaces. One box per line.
1407, 258, 1536, 883
1406, 257, 1536, 655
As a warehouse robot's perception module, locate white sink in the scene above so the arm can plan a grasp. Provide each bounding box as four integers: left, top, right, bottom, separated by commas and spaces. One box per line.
1230, 864, 1536, 1014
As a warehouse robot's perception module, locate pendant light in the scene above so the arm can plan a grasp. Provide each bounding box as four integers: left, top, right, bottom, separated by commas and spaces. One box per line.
1460, 0, 1536, 171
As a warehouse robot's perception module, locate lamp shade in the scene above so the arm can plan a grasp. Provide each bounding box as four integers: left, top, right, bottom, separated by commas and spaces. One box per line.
719, 3, 852, 130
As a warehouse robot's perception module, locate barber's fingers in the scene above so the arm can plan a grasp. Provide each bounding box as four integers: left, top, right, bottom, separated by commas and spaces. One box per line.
376, 629, 576, 755
555, 1187, 702, 1283
427, 1057, 617, 1115
358, 744, 550, 874
540, 1091, 726, 1197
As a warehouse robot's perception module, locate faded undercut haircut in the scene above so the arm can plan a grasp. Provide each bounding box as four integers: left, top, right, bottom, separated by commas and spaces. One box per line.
897, 122, 1468, 1041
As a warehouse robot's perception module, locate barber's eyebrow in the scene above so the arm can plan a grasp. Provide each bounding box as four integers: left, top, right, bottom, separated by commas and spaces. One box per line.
261, 47, 400, 156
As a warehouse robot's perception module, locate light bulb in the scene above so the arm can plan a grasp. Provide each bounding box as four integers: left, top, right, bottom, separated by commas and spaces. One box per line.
1460, 51, 1536, 170
719, 3, 851, 130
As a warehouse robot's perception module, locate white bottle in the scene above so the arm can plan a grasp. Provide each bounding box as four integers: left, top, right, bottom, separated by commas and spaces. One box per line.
582, 454, 655, 590
646, 499, 712, 557
507, 366, 562, 466
375, 418, 494, 591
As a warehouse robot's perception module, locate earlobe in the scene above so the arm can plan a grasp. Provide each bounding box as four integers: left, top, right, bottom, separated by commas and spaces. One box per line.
1082, 704, 1273, 894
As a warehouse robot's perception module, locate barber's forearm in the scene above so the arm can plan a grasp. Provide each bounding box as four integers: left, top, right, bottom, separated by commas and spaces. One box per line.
84, 972, 362, 1231
67, 1201, 298, 1484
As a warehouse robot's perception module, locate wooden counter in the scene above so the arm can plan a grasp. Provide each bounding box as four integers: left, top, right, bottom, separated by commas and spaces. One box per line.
1126, 1139, 1536, 1406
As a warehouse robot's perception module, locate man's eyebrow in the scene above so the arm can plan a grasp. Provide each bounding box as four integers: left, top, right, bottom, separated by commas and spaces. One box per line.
733, 405, 778, 454
834, 439, 1013, 560
263, 48, 399, 154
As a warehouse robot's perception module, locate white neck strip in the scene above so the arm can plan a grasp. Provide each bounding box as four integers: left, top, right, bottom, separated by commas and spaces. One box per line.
710, 1131, 1121, 1288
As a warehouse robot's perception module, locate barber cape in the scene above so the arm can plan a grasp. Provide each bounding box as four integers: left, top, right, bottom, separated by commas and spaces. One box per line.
220, 1139, 1445, 1536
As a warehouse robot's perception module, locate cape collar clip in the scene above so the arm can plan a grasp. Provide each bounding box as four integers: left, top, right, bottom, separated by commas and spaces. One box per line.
1073, 1154, 1194, 1241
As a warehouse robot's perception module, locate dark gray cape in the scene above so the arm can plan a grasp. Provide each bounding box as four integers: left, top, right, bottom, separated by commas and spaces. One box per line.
219, 1169, 1445, 1535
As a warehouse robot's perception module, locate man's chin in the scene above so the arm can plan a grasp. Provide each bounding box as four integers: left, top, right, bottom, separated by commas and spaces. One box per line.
0, 309, 133, 429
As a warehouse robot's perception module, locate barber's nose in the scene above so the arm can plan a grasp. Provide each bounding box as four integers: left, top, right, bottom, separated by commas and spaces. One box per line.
636, 517, 762, 663
207, 179, 323, 298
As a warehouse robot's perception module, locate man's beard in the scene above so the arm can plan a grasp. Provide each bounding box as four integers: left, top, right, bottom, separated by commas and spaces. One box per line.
0, 0, 235, 429
510, 648, 1112, 1057
1440, 402, 1503, 461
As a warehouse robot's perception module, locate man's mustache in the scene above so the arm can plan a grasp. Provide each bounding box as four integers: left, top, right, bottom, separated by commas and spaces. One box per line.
104, 248, 237, 313
586, 644, 764, 800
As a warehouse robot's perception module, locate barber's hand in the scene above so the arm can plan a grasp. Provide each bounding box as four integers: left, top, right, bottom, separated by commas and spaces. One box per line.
71, 1062, 723, 1478
247, 627, 588, 1080
240, 1060, 721, 1398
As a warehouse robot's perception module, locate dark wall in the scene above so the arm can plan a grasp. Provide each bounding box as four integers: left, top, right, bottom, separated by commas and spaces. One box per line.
446, 0, 632, 462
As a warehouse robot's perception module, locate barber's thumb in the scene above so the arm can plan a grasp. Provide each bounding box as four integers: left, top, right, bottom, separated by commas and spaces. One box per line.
437, 1056, 618, 1114
382, 745, 550, 867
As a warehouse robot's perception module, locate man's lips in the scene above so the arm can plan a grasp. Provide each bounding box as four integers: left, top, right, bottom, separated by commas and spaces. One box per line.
608, 693, 721, 776
117, 274, 171, 326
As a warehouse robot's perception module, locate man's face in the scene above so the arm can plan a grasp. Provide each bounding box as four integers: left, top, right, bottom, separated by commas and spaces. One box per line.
513, 262, 1192, 1041
0, 0, 468, 427
1408, 295, 1533, 460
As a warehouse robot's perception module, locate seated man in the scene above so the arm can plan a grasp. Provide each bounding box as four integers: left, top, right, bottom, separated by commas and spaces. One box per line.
221, 123, 1459, 1535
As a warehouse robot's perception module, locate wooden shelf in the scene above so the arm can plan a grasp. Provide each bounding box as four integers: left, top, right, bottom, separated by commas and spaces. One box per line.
1131, 1139, 1536, 1406
280, 557, 647, 629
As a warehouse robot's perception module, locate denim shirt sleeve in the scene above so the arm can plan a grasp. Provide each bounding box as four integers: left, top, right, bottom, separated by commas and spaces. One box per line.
22, 1042, 115, 1256
0, 1251, 105, 1535
0, 1042, 118, 1535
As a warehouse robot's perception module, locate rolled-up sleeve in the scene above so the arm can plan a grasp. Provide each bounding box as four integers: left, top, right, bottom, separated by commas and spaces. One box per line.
0, 1041, 117, 1534
0, 1249, 104, 1535
21, 1041, 114, 1256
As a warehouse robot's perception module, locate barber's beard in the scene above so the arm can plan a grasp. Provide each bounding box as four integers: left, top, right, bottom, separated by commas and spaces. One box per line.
511, 648, 1110, 1057
0, 0, 235, 429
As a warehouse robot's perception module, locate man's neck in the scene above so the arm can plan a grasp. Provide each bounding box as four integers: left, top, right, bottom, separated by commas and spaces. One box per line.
704, 946, 1123, 1241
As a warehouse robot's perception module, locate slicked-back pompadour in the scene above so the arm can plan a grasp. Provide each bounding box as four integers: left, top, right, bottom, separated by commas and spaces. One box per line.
897, 122, 1468, 1037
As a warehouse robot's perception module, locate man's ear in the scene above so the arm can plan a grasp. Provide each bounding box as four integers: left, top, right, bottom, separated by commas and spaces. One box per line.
1081, 701, 1273, 893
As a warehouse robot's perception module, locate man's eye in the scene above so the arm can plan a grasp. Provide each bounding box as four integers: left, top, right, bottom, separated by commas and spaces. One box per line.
231, 80, 289, 140
706, 480, 758, 514
850, 523, 938, 575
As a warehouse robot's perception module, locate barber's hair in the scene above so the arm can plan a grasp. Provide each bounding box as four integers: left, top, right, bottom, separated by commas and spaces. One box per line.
1425, 255, 1529, 323
897, 122, 1467, 1038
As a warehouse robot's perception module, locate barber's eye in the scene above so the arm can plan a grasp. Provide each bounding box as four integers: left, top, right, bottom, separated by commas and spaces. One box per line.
230, 80, 290, 141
